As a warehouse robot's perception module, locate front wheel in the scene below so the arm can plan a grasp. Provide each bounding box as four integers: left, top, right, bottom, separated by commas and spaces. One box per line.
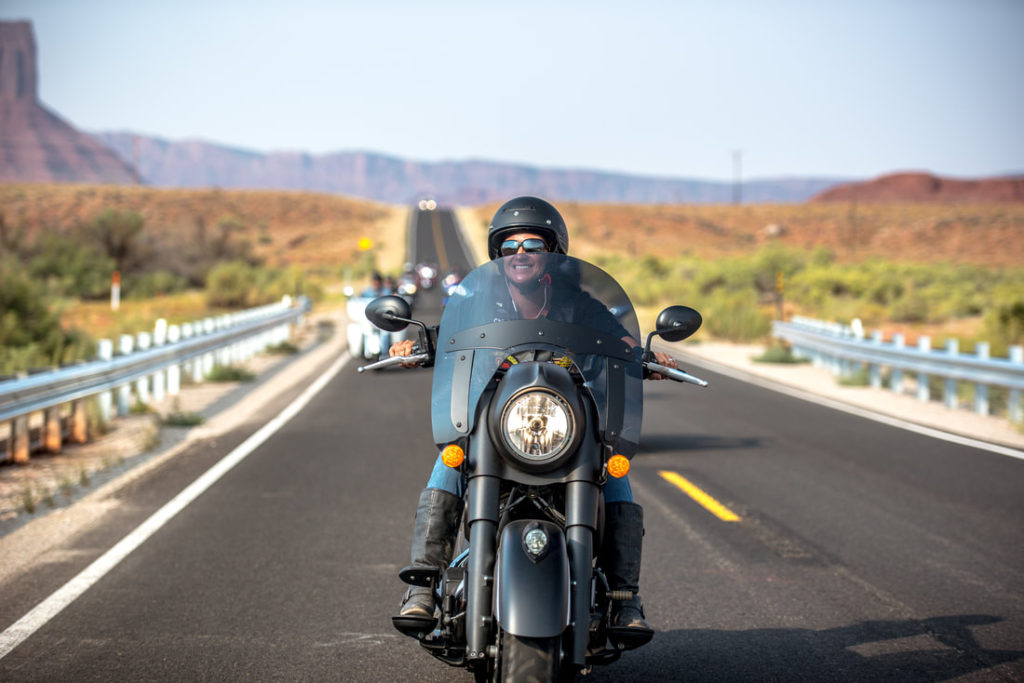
498, 632, 562, 683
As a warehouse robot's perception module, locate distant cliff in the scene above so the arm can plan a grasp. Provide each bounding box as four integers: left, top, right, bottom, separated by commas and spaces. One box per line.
92, 132, 846, 205
0, 21, 136, 184
811, 172, 1024, 203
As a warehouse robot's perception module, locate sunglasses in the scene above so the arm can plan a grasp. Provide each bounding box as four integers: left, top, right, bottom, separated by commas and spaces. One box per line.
500, 238, 549, 256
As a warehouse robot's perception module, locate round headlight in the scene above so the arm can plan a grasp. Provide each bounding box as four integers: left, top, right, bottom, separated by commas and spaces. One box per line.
501, 390, 574, 462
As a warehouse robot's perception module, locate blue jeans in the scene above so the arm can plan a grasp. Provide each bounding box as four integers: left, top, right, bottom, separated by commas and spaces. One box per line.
425, 453, 634, 503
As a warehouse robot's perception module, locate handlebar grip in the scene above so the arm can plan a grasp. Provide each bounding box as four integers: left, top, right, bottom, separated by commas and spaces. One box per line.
357, 352, 431, 373
644, 361, 709, 387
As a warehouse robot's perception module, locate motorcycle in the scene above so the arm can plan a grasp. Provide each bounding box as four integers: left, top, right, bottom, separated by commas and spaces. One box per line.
359, 253, 706, 681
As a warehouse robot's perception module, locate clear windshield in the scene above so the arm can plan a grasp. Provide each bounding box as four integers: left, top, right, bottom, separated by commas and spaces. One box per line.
431, 253, 643, 456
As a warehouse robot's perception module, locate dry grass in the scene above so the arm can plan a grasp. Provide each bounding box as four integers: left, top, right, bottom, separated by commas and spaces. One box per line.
5, 185, 1021, 345
0, 183, 409, 271
460, 201, 1024, 267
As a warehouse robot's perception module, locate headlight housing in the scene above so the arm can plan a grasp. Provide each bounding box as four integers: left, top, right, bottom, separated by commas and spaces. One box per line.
500, 389, 575, 464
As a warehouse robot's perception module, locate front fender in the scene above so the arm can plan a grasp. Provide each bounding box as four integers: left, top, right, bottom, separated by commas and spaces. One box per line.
494, 520, 570, 638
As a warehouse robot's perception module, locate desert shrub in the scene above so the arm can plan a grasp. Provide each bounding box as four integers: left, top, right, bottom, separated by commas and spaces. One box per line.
0, 257, 95, 373
27, 229, 115, 299
702, 291, 772, 341
205, 261, 319, 308
88, 208, 146, 273
206, 365, 255, 382
205, 261, 262, 307
754, 343, 807, 364
984, 285, 1024, 348
125, 270, 190, 299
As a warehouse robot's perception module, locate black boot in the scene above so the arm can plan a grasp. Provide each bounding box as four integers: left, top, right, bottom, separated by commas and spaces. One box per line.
393, 488, 463, 635
600, 501, 654, 649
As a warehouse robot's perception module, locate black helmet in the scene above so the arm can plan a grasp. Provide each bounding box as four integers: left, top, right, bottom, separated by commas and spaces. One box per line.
487, 196, 568, 260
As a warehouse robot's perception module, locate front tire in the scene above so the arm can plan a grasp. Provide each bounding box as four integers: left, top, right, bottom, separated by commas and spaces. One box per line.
499, 632, 561, 683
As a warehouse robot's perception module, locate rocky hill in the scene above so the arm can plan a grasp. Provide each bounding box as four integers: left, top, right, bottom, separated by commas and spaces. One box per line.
92, 132, 846, 205
0, 22, 136, 184
811, 172, 1024, 203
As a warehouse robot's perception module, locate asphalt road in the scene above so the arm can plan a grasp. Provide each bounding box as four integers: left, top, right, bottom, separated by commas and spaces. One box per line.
1, 208, 1022, 681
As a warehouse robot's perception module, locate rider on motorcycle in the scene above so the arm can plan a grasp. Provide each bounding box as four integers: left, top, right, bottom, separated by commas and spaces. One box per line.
390, 196, 676, 640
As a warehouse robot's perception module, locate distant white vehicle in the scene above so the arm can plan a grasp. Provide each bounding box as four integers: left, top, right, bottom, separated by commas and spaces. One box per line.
347, 295, 408, 361
418, 199, 437, 211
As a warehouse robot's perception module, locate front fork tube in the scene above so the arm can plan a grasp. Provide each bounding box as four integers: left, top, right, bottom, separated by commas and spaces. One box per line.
565, 480, 598, 667
464, 476, 598, 668
466, 474, 500, 663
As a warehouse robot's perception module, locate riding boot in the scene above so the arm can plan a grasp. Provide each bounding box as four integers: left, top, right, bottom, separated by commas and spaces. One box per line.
600, 501, 655, 648
395, 488, 463, 620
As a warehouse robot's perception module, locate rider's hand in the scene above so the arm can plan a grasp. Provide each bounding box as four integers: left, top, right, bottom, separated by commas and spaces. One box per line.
647, 351, 677, 380
389, 339, 418, 368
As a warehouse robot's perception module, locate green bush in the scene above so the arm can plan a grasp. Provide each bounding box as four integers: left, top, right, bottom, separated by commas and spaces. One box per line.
266, 341, 300, 355
28, 229, 115, 299
206, 365, 255, 382
703, 292, 772, 342
205, 261, 320, 308
754, 343, 807, 364
89, 208, 146, 273
0, 257, 95, 373
125, 269, 189, 299
984, 285, 1024, 348
205, 261, 262, 307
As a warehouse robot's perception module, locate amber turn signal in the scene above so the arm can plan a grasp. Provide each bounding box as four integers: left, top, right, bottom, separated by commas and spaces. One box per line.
441, 444, 465, 468
607, 454, 630, 478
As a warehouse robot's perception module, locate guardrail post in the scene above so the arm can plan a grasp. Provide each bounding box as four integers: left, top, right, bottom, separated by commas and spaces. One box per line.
203, 318, 216, 377
12, 416, 30, 463
917, 336, 931, 402
974, 342, 990, 416
1008, 346, 1023, 424
44, 406, 62, 453
167, 325, 181, 395
135, 332, 152, 406
97, 339, 113, 423
870, 331, 883, 389
152, 319, 167, 403
890, 334, 905, 395
71, 399, 88, 443
117, 335, 134, 416
944, 340, 959, 409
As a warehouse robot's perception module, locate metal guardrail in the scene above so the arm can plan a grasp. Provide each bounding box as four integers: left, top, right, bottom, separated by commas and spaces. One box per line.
1, 296, 310, 463
773, 316, 1024, 423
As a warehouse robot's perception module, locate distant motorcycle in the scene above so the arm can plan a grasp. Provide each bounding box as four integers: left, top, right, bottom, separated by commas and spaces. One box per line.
416, 262, 439, 290
359, 253, 706, 681
441, 270, 463, 308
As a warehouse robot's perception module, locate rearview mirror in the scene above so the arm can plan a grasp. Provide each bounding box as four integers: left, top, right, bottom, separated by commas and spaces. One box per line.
654, 305, 702, 342
365, 296, 413, 332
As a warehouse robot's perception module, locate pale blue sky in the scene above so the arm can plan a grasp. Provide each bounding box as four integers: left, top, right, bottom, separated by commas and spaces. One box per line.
3, 0, 1022, 180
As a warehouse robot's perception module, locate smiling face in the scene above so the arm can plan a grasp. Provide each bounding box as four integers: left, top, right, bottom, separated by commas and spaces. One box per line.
501, 231, 549, 287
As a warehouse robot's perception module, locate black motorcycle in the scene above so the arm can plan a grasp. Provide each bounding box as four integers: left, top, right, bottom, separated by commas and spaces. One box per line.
360, 253, 706, 681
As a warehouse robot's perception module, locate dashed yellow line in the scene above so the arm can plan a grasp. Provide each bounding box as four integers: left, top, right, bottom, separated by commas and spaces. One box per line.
658, 470, 742, 522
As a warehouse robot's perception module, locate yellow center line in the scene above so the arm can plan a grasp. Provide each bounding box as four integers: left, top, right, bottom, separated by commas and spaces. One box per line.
658, 470, 742, 522
431, 210, 449, 273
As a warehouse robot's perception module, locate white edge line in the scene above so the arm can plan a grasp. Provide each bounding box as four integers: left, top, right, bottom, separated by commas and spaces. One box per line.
674, 350, 1024, 462
0, 352, 352, 660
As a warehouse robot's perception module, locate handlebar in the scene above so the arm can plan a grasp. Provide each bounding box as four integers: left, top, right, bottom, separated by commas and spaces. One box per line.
359, 350, 708, 386
357, 352, 431, 373
644, 361, 709, 387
